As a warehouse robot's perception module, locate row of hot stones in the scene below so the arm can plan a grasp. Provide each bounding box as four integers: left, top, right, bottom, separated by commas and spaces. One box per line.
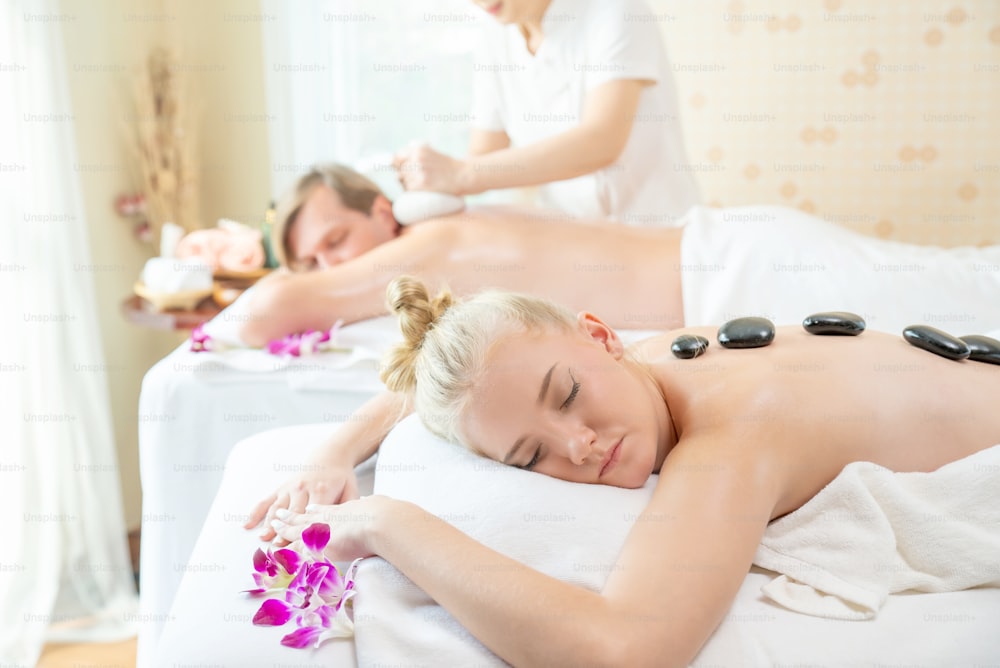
670, 311, 1000, 365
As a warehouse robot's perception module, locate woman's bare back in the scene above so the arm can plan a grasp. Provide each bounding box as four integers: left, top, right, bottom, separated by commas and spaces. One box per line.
641, 325, 1000, 518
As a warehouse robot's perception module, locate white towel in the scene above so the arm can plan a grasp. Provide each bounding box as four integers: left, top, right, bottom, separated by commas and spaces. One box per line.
754, 444, 1000, 620
679, 205, 1000, 335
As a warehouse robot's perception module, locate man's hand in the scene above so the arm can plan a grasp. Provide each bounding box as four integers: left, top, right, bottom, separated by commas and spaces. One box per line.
245, 458, 360, 545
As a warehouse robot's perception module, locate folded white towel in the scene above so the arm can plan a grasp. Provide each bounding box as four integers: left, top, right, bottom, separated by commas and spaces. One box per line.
755, 444, 1000, 620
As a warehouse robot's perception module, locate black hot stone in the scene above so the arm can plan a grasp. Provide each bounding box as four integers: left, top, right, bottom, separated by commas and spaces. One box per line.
671, 334, 709, 359
718, 317, 775, 349
802, 311, 866, 336
902, 325, 970, 361
959, 335, 1000, 365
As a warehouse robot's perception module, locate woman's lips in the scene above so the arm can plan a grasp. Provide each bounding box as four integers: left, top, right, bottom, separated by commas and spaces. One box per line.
484, 2, 501, 16
600, 439, 623, 478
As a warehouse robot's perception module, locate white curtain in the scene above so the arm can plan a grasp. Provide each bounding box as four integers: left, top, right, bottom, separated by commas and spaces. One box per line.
0, 0, 137, 664
259, 0, 484, 198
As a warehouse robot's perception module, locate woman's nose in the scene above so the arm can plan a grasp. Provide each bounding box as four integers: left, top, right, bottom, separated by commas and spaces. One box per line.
565, 426, 597, 466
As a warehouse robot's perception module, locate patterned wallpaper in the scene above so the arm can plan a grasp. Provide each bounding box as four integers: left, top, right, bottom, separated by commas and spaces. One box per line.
653, 0, 999, 245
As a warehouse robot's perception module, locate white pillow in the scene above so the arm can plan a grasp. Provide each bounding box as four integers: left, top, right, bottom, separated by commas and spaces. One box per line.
352, 414, 657, 666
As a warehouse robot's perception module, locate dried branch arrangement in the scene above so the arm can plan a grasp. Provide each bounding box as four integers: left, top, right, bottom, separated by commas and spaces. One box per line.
125, 47, 200, 242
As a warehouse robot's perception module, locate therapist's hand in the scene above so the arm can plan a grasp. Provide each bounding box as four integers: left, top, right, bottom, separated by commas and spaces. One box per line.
245, 456, 360, 545
394, 143, 471, 195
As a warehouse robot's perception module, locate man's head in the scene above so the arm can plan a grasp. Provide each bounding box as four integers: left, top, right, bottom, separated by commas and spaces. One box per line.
274, 164, 399, 271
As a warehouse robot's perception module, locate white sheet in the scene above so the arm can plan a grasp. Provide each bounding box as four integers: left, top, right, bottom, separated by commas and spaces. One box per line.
680, 205, 1000, 335
354, 415, 1000, 667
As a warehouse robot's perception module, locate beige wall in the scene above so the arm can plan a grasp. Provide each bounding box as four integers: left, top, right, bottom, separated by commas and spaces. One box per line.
60, 0, 271, 529
657, 0, 1000, 246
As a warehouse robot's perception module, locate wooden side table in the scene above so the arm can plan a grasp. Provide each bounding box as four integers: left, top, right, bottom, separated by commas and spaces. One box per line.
121, 294, 222, 331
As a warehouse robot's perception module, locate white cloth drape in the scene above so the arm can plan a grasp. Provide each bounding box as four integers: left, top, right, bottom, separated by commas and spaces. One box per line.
0, 1, 137, 664
260, 0, 348, 197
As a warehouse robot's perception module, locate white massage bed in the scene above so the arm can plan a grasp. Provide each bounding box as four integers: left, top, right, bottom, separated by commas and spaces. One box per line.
157, 419, 1000, 667
135, 314, 401, 665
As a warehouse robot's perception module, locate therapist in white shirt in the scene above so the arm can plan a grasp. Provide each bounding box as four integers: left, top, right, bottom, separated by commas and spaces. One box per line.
395, 0, 701, 225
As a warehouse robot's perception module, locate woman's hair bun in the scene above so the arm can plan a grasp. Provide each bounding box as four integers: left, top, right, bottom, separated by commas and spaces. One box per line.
380, 275, 453, 392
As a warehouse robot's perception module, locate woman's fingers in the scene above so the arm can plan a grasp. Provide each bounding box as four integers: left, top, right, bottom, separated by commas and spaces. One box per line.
286, 487, 310, 516
339, 476, 359, 504
245, 493, 277, 530
271, 518, 304, 543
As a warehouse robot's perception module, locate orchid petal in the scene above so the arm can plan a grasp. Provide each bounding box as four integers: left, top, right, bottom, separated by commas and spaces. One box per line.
280, 625, 322, 649
251, 548, 269, 573
301, 523, 330, 552
253, 598, 293, 626
272, 548, 303, 575
189, 324, 215, 353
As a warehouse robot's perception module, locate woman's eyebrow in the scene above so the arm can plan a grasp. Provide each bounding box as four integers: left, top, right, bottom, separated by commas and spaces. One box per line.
503, 362, 559, 464
537, 363, 557, 405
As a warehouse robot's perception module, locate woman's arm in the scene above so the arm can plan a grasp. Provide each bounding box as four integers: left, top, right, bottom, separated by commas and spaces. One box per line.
246, 390, 412, 541
468, 128, 510, 157
277, 436, 777, 667
399, 80, 645, 195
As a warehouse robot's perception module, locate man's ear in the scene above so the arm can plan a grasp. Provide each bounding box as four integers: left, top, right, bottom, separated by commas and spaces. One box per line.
576, 312, 624, 360
370, 194, 397, 229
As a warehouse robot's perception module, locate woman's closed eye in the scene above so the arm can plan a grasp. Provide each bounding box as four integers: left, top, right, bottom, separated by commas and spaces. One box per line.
560, 371, 580, 411
517, 445, 543, 471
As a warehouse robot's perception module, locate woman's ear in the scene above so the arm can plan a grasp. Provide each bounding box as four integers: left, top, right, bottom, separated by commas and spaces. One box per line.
576, 312, 624, 360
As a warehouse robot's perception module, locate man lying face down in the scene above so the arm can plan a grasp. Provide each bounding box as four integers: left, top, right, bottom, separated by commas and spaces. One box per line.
240, 163, 1000, 347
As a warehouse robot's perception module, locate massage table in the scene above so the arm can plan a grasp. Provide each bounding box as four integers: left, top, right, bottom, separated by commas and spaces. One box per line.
157, 419, 1000, 667
135, 314, 400, 665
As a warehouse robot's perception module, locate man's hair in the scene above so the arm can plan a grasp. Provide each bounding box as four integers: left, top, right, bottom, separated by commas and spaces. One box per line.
272, 163, 385, 267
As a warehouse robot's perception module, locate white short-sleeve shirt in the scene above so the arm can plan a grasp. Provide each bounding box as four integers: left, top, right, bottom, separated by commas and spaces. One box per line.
471, 0, 701, 225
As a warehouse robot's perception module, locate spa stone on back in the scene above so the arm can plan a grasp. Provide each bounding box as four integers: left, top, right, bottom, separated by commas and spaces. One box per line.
902, 325, 970, 361
802, 312, 866, 336
670, 334, 710, 359
959, 335, 1000, 365
718, 317, 776, 349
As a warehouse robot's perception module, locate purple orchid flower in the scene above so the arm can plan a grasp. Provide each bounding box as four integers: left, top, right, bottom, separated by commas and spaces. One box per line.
265, 320, 346, 357
245, 521, 362, 649
189, 324, 212, 352
244, 547, 303, 595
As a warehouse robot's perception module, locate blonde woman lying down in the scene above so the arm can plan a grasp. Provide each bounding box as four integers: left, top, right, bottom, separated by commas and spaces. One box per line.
264, 277, 999, 667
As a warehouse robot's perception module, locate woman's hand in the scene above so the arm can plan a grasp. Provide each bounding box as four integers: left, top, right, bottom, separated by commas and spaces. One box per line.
394, 143, 471, 195
270, 496, 396, 562
244, 457, 360, 545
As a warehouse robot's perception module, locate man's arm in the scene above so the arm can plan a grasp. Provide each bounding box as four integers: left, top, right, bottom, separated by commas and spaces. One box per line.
240, 212, 683, 346
240, 219, 461, 345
